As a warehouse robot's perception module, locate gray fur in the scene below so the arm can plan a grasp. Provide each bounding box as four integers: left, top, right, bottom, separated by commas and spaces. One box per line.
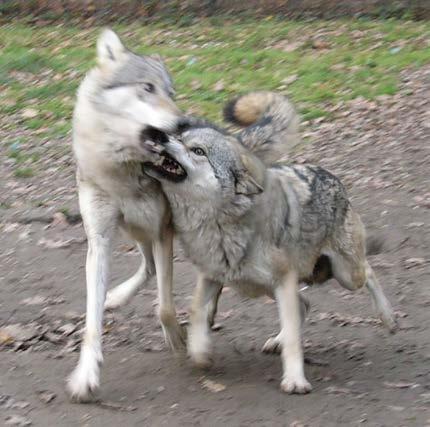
144, 118, 397, 394
225, 91, 301, 165
108, 52, 173, 95
160, 130, 349, 284
67, 29, 185, 403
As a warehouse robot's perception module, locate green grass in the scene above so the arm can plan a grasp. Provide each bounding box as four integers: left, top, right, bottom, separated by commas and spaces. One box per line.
0, 17, 429, 137
14, 167, 35, 178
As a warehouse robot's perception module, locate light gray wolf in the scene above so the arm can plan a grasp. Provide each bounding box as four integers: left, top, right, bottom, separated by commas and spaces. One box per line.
140, 103, 398, 394
105, 90, 303, 327
67, 29, 187, 402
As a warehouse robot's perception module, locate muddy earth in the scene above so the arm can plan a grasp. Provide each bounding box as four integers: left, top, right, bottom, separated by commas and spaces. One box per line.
1, 67, 429, 426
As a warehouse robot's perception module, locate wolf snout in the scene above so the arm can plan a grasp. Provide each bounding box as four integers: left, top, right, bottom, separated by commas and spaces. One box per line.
140, 126, 169, 146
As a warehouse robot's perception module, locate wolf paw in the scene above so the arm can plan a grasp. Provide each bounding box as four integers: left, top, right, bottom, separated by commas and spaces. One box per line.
381, 312, 399, 334
163, 322, 187, 353
104, 286, 133, 310
262, 336, 282, 354
190, 352, 214, 370
280, 376, 312, 394
67, 350, 102, 403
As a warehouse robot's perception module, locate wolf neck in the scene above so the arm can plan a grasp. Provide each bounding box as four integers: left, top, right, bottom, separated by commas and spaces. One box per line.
167, 191, 256, 279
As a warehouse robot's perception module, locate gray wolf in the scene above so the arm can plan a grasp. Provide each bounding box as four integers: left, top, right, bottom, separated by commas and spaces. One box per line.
106, 90, 302, 327
140, 107, 397, 394
67, 29, 187, 402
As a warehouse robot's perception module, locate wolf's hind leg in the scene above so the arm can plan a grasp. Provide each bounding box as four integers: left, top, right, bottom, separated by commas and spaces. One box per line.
105, 241, 155, 310
365, 261, 397, 332
206, 285, 223, 328
262, 293, 310, 354
330, 249, 397, 333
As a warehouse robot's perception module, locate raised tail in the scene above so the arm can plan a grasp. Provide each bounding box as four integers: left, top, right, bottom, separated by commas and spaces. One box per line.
223, 91, 300, 165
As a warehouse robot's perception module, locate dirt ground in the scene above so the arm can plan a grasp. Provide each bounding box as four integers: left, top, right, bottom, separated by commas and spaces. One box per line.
1, 66, 429, 427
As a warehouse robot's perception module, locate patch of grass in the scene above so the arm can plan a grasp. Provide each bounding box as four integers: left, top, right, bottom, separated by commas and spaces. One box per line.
14, 167, 35, 178
8, 149, 39, 163
0, 18, 429, 135
24, 118, 46, 130
59, 207, 70, 216
0, 201, 12, 209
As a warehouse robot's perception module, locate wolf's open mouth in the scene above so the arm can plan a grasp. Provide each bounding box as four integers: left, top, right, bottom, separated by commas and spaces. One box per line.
143, 151, 187, 182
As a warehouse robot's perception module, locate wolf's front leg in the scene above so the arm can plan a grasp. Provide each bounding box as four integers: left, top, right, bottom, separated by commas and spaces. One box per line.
188, 274, 223, 368
153, 226, 186, 352
67, 186, 118, 402
275, 270, 312, 394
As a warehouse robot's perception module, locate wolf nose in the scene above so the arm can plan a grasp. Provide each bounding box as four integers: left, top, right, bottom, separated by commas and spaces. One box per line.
176, 118, 191, 134
140, 126, 169, 145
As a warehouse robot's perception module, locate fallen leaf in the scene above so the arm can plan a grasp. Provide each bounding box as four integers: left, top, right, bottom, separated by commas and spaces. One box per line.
37, 237, 85, 249
37, 391, 56, 404
98, 401, 137, 412
21, 296, 47, 306
312, 38, 330, 49
281, 74, 298, 85
21, 108, 38, 119
190, 79, 202, 90
404, 258, 427, 269
384, 381, 417, 389
50, 212, 69, 227
219, 310, 233, 319
406, 222, 424, 228
57, 323, 76, 336
213, 80, 225, 92
387, 405, 405, 411
3, 223, 19, 233
325, 386, 352, 394
201, 378, 226, 393
0, 330, 15, 346
43, 331, 63, 344
274, 40, 302, 52
11, 401, 30, 410
5, 415, 32, 426
0, 324, 39, 343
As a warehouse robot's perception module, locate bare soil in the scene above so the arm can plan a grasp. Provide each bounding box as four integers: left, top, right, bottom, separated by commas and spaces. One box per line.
1, 67, 429, 427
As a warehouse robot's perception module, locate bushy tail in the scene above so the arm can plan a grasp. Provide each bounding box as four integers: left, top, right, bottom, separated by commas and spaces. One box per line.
223, 91, 300, 165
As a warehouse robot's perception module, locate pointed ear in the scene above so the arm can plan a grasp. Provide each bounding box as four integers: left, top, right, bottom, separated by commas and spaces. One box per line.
97, 28, 125, 68
234, 153, 265, 196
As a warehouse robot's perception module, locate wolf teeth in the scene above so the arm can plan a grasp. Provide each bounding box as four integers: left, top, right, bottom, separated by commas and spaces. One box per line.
155, 156, 165, 166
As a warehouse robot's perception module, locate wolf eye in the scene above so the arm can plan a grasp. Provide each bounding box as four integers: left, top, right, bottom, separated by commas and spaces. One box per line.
145, 83, 155, 93
191, 147, 205, 156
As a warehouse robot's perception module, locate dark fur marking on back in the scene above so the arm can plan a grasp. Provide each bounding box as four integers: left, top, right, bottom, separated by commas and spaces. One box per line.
307, 166, 349, 221
291, 166, 311, 185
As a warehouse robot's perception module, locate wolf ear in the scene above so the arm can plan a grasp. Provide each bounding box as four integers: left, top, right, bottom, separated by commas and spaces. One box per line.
234, 153, 265, 196
97, 29, 125, 67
